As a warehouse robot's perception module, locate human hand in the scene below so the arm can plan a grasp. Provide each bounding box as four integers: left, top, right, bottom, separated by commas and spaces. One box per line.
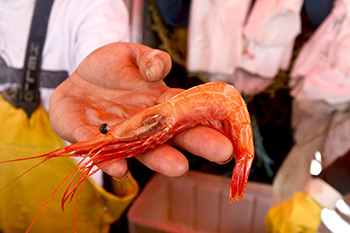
265, 192, 323, 233
49, 42, 233, 179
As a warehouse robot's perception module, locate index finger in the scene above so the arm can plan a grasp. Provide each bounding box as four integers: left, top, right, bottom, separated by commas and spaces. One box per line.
171, 126, 234, 164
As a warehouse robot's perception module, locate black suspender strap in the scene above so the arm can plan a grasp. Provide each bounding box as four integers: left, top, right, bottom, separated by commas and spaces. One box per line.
20, 0, 55, 118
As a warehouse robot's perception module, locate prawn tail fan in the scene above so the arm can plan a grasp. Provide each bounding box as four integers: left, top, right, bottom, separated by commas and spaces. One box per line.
230, 154, 253, 203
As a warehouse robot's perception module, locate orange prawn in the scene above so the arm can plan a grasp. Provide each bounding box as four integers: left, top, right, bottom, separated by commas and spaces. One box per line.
1, 82, 254, 231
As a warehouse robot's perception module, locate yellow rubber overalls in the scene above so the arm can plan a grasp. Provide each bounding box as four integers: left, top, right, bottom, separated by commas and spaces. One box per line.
0, 96, 139, 233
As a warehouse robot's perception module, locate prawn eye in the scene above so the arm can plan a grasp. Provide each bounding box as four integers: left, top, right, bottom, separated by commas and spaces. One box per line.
99, 123, 108, 134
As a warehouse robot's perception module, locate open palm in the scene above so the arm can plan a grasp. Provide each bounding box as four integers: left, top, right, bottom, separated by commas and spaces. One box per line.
49, 42, 233, 179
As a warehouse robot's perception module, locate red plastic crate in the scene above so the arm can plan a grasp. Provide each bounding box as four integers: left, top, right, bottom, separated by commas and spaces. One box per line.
127, 171, 273, 233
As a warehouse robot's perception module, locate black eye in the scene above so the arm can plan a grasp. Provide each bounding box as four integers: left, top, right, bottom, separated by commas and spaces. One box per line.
99, 123, 108, 134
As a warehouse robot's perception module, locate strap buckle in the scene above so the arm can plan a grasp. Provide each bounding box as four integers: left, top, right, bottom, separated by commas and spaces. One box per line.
1, 87, 40, 118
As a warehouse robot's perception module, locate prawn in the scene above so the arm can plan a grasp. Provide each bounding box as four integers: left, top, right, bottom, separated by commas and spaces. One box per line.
0, 82, 254, 231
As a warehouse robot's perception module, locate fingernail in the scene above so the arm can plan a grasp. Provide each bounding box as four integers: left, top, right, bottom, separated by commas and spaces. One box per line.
146, 51, 164, 81
146, 63, 157, 81
112, 171, 130, 182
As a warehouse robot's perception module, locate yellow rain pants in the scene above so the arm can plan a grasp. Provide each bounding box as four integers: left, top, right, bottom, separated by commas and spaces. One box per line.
0, 96, 138, 233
